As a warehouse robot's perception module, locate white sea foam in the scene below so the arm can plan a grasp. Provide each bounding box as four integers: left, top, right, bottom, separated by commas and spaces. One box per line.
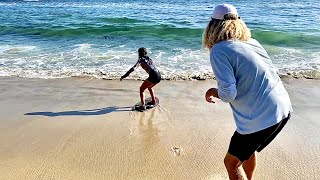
0, 44, 319, 80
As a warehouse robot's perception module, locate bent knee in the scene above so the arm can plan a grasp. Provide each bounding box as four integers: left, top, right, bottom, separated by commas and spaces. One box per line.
140, 86, 146, 92
224, 153, 242, 169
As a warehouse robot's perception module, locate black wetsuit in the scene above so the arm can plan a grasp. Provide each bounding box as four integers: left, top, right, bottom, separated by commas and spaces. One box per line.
137, 56, 161, 84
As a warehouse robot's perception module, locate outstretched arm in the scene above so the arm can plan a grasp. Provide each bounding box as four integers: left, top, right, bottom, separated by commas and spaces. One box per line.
120, 68, 134, 81
120, 61, 139, 81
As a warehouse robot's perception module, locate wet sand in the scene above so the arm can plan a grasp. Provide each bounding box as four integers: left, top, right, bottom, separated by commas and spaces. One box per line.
0, 77, 319, 180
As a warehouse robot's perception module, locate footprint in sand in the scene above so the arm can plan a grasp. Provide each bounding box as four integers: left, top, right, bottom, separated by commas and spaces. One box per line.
171, 146, 181, 156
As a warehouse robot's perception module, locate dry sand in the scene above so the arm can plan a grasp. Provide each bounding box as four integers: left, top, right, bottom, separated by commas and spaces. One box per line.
0, 77, 319, 180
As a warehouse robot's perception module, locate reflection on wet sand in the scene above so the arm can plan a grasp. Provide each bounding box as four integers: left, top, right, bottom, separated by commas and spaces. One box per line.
138, 109, 160, 153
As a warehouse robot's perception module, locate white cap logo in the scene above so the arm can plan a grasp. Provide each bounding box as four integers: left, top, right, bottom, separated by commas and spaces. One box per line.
212, 4, 238, 20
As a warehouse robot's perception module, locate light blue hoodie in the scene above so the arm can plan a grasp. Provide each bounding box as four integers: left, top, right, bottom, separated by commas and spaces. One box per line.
210, 38, 292, 134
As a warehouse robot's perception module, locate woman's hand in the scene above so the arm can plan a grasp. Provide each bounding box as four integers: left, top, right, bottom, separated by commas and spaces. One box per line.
205, 88, 219, 103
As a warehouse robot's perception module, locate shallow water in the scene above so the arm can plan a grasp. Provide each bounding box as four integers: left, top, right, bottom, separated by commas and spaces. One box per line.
0, 0, 319, 79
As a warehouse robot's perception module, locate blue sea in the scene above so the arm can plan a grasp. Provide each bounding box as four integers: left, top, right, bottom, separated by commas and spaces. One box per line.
0, 0, 319, 79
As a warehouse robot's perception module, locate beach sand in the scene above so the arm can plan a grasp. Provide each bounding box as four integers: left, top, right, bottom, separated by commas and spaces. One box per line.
0, 77, 319, 180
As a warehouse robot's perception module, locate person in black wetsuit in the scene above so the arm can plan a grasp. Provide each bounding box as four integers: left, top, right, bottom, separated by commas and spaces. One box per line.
120, 47, 161, 111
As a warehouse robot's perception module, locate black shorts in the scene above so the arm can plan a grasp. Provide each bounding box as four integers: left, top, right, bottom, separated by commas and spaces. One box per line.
228, 113, 291, 162
146, 70, 161, 84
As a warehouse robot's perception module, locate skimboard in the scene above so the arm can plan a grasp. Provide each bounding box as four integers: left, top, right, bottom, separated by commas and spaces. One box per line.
132, 97, 159, 112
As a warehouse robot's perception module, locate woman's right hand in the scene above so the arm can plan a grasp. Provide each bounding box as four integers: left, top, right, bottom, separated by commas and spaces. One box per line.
205, 88, 218, 103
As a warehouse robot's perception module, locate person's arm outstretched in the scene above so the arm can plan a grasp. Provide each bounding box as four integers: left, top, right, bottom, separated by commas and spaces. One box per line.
120, 60, 140, 81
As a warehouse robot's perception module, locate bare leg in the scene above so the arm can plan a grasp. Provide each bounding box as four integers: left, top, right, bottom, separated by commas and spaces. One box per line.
242, 152, 256, 180
147, 84, 157, 104
140, 80, 154, 106
224, 152, 247, 180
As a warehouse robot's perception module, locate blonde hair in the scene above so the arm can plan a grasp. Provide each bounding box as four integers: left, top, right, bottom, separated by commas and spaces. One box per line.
203, 14, 251, 49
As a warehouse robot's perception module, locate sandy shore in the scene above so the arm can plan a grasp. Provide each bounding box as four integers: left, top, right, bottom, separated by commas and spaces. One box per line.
0, 77, 319, 180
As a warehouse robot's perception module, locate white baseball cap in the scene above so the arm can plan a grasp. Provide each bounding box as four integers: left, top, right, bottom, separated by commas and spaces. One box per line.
211, 4, 238, 20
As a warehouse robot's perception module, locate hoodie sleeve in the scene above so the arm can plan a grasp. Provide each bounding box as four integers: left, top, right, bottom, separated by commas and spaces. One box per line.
210, 48, 237, 102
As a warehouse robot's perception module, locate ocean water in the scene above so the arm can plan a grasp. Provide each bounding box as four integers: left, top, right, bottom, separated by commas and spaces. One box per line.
0, 0, 319, 79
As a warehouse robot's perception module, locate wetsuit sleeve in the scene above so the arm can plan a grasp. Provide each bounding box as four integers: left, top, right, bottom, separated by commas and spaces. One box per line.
132, 59, 140, 70
210, 48, 237, 102
121, 60, 140, 79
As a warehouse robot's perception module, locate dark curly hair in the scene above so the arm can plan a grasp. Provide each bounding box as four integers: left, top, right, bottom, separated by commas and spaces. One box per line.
138, 47, 147, 57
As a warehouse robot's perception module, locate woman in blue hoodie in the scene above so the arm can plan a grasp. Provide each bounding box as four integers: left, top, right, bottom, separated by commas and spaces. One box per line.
203, 4, 292, 180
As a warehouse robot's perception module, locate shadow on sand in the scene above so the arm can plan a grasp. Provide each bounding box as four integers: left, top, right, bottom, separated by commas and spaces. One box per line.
24, 106, 132, 117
